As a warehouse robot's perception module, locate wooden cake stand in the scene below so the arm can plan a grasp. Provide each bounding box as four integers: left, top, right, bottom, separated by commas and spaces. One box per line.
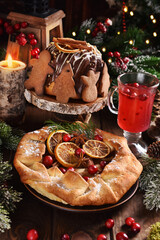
24, 89, 108, 123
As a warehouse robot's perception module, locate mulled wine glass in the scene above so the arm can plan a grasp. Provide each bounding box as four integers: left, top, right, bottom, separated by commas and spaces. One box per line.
108, 72, 159, 158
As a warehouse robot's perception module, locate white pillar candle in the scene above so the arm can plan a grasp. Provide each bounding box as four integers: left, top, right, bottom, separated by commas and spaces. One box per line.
0, 57, 26, 124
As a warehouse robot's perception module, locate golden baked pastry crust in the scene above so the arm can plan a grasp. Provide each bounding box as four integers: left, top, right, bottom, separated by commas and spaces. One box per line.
14, 126, 143, 206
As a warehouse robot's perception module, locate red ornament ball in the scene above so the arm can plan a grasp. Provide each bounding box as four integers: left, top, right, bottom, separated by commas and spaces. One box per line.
26, 229, 39, 240
88, 164, 98, 174
105, 218, 114, 229
6, 25, 14, 34
21, 21, 28, 28
14, 23, 21, 30
114, 51, 121, 58
30, 38, 37, 46
18, 36, 27, 46
116, 232, 128, 240
97, 234, 107, 240
42, 155, 54, 168
125, 217, 135, 227
107, 51, 114, 57
131, 222, 141, 233
61, 233, 70, 240
31, 49, 38, 58
34, 47, 40, 54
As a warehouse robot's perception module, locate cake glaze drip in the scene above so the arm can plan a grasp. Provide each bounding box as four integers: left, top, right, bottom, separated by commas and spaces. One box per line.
46, 43, 104, 96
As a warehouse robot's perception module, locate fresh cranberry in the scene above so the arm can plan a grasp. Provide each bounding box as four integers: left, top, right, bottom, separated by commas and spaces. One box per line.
88, 165, 98, 174
116, 232, 128, 240
123, 57, 130, 64
94, 134, 103, 141
63, 134, 71, 142
21, 21, 28, 28
83, 176, 89, 181
114, 51, 121, 58
42, 155, 53, 168
125, 217, 135, 226
131, 222, 141, 233
107, 51, 114, 57
28, 33, 35, 39
100, 160, 107, 169
133, 82, 139, 88
59, 167, 67, 174
61, 233, 70, 240
105, 218, 114, 229
6, 25, 14, 34
14, 23, 21, 30
67, 167, 75, 171
97, 234, 107, 240
26, 229, 39, 240
34, 47, 40, 54
75, 148, 85, 156
30, 38, 37, 46
139, 94, 148, 101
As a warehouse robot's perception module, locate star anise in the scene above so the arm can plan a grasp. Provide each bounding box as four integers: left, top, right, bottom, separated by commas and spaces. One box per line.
70, 133, 88, 146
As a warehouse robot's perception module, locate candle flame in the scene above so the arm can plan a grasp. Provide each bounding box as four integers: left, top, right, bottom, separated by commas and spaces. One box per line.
7, 54, 13, 68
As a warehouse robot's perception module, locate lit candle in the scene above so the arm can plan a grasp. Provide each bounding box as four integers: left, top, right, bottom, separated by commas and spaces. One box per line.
0, 55, 26, 124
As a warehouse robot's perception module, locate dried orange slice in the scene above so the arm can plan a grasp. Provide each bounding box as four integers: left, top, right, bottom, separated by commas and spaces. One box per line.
54, 41, 80, 53
47, 130, 68, 155
54, 142, 80, 168
83, 140, 110, 159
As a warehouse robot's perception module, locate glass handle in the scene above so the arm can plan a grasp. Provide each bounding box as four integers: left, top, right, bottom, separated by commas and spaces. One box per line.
107, 86, 118, 114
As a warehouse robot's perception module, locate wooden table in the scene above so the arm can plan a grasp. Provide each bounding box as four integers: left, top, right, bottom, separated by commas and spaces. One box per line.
0, 103, 160, 240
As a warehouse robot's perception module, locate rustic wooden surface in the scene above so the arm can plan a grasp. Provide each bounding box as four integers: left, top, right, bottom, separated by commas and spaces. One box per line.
0, 103, 160, 240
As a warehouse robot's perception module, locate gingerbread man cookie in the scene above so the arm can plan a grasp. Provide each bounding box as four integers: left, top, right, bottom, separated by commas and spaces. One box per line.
52, 63, 78, 103
24, 50, 53, 95
81, 70, 100, 102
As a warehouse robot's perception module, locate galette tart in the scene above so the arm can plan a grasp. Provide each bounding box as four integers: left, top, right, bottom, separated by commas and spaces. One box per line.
14, 125, 143, 206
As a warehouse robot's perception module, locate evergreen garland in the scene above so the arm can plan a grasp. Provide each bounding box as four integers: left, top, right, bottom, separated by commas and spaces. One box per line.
0, 121, 24, 232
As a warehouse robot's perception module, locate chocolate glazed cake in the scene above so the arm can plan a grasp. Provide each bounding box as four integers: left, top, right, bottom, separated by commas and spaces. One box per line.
44, 38, 110, 103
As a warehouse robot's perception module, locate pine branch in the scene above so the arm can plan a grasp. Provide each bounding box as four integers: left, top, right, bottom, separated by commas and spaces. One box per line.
0, 204, 10, 233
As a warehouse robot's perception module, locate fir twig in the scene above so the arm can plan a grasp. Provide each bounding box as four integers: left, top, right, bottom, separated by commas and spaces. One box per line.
0, 204, 10, 233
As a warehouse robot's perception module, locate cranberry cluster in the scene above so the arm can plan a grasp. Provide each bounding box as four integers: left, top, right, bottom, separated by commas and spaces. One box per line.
92, 18, 112, 37
107, 51, 131, 71
0, 18, 40, 58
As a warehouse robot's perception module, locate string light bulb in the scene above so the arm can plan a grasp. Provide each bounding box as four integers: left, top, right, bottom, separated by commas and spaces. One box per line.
129, 40, 134, 45
153, 32, 157, 37
72, 31, 76, 37
152, 19, 156, 24
101, 47, 106, 52
130, 11, 134, 16
108, 58, 112, 63
150, 15, 154, 20
145, 39, 150, 44
117, 31, 121, 35
86, 29, 91, 34
123, 6, 128, 12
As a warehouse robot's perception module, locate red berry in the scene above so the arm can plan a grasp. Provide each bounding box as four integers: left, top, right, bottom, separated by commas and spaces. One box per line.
116, 232, 128, 240
14, 23, 21, 30
133, 82, 139, 88
105, 18, 112, 26
30, 38, 37, 46
88, 165, 98, 174
107, 51, 114, 57
26, 229, 39, 240
105, 218, 114, 229
28, 33, 35, 39
97, 22, 104, 28
0, 18, 3, 25
114, 51, 121, 58
18, 32, 26, 38
42, 155, 53, 168
21, 21, 28, 28
75, 148, 85, 156
139, 94, 148, 101
63, 134, 71, 142
31, 49, 38, 57
131, 222, 141, 233
94, 134, 103, 141
67, 167, 75, 171
59, 167, 67, 174
123, 57, 130, 64
6, 25, 14, 34
18, 36, 27, 46
4, 22, 10, 28
97, 234, 107, 240
125, 217, 135, 226
61, 233, 70, 240
100, 160, 107, 169
34, 47, 40, 54
83, 176, 89, 181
